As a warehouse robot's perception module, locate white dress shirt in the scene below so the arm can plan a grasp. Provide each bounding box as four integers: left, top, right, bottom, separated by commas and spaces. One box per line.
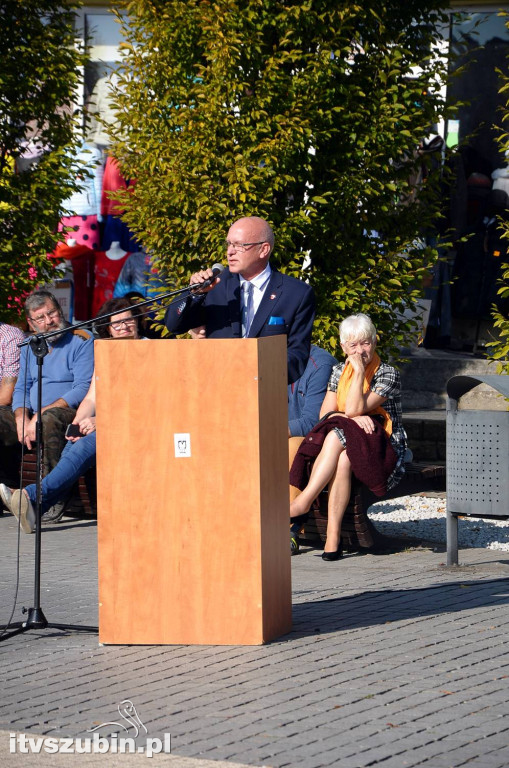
239, 263, 272, 324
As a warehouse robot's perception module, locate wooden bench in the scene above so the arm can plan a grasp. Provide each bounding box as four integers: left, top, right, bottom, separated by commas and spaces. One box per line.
299, 461, 446, 552
20, 451, 97, 519
18, 454, 444, 541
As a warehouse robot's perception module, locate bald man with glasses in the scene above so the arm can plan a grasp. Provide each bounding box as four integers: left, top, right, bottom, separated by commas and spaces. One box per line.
164, 216, 315, 384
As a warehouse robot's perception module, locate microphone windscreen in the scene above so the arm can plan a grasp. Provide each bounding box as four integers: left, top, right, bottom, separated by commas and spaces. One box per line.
211, 263, 225, 276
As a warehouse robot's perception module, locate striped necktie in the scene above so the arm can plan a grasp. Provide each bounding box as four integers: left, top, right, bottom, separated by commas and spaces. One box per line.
242, 282, 254, 337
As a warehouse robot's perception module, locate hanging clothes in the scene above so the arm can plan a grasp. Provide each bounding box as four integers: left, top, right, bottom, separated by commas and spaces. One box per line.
59, 141, 104, 251
91, 248, 130, 317
100, 155, 140, 251
51, 241, 96, 321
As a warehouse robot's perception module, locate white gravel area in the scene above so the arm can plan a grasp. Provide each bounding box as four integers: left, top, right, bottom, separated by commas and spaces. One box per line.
367, 494, 509, 552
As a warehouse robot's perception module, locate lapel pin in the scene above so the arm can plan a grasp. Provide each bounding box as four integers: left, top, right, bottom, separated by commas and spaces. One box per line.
270, 294, 276, 300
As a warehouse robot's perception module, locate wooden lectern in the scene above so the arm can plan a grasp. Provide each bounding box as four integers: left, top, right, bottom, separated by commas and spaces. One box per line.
95, 337, 292, 645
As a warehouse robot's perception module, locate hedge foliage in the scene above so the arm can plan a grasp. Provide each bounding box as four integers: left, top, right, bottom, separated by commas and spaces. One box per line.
488, 17, 509, 375
0, 0, 87, 323
108, 0, 454, 358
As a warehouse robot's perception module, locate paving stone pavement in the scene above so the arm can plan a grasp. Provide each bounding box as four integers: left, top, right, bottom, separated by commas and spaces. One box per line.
1, 511, 509, 768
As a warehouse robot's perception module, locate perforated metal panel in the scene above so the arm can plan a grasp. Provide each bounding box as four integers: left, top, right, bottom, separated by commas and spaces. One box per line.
447, 411, 509, 517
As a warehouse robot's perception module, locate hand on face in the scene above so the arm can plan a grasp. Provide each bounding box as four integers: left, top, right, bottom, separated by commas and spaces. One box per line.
341, 339, 375, 374
347, 351, 367, 375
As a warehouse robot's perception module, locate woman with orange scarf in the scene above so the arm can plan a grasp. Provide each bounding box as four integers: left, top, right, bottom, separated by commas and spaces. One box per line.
289, 313, 407, 560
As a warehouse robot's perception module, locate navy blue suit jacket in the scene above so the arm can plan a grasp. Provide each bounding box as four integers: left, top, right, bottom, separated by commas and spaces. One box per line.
164, 267, 316, 383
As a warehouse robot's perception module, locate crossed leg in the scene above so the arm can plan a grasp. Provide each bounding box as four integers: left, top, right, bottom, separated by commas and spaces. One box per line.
289, 430, 353, 554
324, 450, 352, 552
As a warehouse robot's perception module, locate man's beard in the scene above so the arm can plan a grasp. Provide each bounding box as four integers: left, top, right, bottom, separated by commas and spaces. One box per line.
47, 320, 70, 345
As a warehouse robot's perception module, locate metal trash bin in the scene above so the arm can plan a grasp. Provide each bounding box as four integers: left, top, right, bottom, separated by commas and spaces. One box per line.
446, 374, 509, 565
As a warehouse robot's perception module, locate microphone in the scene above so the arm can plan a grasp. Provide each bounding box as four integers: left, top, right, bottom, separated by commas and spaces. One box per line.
190, 263, 225, 292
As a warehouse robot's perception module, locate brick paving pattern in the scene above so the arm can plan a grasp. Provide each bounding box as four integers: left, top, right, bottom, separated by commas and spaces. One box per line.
1, 512, 509, 767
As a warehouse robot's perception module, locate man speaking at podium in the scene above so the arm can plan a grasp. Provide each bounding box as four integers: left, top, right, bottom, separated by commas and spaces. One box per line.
164, 216, 315, 384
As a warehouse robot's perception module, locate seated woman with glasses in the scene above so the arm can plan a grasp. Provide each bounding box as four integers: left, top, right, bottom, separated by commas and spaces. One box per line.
95, 297, 144, 339
0, 298, 142, 533
288, 313, 407, 560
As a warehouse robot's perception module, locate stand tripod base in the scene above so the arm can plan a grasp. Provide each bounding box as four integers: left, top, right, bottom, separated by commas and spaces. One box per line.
0, 607, 97, 642
1, 333, 99, 645
25, 606, 48, 629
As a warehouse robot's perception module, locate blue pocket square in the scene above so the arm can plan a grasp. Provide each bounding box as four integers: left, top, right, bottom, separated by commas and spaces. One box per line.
268, 316, 285, 326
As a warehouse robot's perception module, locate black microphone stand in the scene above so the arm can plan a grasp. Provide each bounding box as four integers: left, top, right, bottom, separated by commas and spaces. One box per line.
0, 281, 197, 642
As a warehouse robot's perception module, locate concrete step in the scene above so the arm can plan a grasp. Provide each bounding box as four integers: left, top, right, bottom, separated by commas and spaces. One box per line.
403, 411, 446, 463
398, 348, 506, 411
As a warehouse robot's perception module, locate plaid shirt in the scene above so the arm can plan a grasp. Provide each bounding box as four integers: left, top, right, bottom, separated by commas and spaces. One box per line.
0, 323, 25, 380
328, 360, 407, 487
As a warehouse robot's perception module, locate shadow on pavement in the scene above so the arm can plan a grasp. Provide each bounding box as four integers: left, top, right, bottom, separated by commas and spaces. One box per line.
290, 577, 509, 637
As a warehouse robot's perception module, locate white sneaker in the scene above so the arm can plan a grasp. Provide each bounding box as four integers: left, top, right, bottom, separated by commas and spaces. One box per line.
11, 489, 36, 534
0, 483, 13, 513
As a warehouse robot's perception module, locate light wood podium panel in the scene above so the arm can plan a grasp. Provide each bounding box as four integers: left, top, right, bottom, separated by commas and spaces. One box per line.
95, 336, 292, 645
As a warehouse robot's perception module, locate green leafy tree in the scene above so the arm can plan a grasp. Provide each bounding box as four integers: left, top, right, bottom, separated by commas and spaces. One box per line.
108, 0, 452, 357
487, 16, 509, 375
488, 263, 509, 374
0, 0, 87, 324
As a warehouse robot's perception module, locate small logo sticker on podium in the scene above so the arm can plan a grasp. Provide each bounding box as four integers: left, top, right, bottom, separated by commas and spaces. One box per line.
174, 433, 191, 457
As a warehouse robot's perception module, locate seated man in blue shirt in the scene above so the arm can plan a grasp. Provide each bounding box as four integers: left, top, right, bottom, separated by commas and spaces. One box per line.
288, 344, 337, 554
1, 290, 94, 523
288, 344, 338, 438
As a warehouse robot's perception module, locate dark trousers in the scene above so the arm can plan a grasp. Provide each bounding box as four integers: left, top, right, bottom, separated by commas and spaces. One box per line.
0, 405, 76, 485
0, 406, 22, 487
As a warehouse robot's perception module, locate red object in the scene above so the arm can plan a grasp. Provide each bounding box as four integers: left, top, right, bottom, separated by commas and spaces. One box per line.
91, 251, 130, 316
51, 241, 96, 320
101, 156, 135, 217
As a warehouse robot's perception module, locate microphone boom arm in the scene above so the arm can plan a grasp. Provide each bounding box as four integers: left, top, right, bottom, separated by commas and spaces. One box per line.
18, 279, 213, 348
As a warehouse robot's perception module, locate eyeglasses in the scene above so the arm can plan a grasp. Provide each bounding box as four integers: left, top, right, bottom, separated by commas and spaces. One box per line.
29, 308, 61, 325
224, 241, 265, 252
110, 318, 136, 331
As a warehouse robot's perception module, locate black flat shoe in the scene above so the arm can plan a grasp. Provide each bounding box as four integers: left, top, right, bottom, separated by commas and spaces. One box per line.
322, 540, 343, 561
